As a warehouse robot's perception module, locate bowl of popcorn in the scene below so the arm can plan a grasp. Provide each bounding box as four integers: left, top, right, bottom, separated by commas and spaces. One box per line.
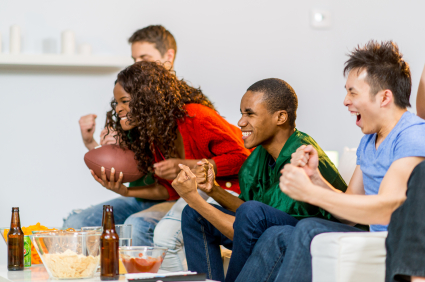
31, 230, 101, 279
1, 223, 68, 265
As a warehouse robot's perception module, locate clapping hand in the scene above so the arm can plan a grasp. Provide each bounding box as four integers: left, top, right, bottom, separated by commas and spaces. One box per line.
194, 159, 217, 194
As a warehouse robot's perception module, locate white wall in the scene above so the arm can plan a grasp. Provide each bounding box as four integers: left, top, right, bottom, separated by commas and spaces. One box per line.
1, 0, 425, 264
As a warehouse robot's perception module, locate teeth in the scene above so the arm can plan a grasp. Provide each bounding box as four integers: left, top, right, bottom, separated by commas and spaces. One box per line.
121, 117, 127, 120
351, 112, 360, 116
242, 132, 252, 137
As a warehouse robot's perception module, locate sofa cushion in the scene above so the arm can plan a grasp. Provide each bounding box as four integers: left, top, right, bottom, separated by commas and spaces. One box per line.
311, 231, 387, 282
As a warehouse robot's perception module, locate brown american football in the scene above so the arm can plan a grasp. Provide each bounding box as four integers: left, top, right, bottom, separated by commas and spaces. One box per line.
84, 145, 143, 183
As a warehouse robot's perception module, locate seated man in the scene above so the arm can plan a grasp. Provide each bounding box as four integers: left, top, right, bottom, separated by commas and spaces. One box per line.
236, 40, 425, 282
171, 78, 347, 282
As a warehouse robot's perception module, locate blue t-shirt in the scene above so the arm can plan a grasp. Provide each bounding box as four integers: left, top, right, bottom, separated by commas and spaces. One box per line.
356, 111, 425, 232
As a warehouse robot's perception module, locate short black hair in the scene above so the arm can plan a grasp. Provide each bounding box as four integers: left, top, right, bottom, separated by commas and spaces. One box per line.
128, 25, 177, 58
343, 40, 411, 108
247, 78, 298, 128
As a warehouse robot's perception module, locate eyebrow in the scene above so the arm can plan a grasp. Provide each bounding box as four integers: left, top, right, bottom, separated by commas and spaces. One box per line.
241, 108, 254, 113
344, 85, 355, 91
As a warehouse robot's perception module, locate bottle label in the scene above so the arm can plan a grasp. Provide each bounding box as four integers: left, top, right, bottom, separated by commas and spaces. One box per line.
24, 236, 31, 267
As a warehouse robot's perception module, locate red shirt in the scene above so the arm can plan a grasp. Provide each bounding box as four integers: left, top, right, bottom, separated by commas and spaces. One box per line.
154, 103, 251, 200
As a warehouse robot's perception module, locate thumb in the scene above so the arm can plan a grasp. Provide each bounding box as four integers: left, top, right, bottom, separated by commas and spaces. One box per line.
179, 164, 196, 178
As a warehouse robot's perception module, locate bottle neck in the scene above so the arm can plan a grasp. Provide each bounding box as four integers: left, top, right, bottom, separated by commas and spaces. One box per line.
102, 211, 116, 232
10, 211, 21, 228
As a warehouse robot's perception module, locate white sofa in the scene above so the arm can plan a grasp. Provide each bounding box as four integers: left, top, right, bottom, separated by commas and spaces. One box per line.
311, 147, 387, 282
311, 231, 387, 282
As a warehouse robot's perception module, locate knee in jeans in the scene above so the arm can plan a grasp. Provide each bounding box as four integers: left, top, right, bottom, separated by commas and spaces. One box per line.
63, 210, 88, 228
182, 205, 201, 225
124, 215, 155, 232
154, 220, 182, 250
234, 201, 265, 229
293, 218, 328, 238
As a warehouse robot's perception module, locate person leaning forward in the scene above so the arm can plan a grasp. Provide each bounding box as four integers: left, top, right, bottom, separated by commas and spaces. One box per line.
171, 78, 349, 282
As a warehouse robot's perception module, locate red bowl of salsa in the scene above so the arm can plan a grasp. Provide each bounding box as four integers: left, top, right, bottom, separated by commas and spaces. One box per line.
119, 246, 167, 273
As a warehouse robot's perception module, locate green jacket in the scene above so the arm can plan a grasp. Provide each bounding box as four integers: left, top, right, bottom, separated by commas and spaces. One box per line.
238, 129, 347, 221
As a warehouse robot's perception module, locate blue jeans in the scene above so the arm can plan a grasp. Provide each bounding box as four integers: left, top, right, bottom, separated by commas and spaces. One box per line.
181, 201, 299, 282
63, 196, 175, 246
236, 218, 364, 282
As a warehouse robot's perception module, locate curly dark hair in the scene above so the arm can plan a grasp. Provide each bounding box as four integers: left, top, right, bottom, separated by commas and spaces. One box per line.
107, 61, 214, 175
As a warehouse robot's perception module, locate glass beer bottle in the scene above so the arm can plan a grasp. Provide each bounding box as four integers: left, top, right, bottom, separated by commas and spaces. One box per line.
7, 207, 24, 271
100, 206, 119, 280
101, 205, 110, 227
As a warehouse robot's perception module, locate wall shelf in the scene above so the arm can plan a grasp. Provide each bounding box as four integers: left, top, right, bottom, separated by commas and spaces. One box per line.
0, 54, 133, 72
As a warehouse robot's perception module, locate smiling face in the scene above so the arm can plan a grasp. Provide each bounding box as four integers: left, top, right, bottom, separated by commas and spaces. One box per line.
113, 83, 136, 131
238, 91, 278, 149
343, 69, 383, 134
131, 41, 174, 69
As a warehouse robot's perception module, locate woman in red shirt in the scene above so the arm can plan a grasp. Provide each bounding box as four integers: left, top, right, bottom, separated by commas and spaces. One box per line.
91, 61, 250, 269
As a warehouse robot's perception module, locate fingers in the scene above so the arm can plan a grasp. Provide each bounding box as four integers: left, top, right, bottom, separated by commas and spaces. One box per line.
178, 164, 196, 178
103, 136, 117, 145
100, 167, 108, 187
196, 159, 210, 166
117, 172, 124, 186
91, 170, 104, 186
110, 168, 115, 184
79, 114, 97, 129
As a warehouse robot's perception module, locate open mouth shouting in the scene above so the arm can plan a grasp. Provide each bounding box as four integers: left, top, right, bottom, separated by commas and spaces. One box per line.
351, 111, 361, 126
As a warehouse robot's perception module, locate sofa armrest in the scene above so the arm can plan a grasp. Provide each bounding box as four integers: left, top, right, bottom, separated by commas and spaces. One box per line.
311, 231, 387, 282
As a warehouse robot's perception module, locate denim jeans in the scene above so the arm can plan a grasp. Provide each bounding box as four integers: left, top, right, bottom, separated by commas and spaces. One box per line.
236, 218, 364, 282
63, 196, 175, 246
181, 201, 299, 282
154, 190, 238, 272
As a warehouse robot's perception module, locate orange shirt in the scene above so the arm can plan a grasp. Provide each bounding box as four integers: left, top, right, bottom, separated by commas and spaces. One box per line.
154, 103, 250, 200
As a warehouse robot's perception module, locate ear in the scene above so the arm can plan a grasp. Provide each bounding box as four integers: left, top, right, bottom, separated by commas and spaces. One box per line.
165, 49, 175, 65
380, 89, 393, 107
276, 110, 288, 126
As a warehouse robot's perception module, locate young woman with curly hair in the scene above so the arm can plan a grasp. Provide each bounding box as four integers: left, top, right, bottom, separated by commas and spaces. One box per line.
72, 61, 250, 269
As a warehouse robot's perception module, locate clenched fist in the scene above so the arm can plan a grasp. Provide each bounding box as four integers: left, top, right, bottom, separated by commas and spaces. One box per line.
79, 114, 98, 149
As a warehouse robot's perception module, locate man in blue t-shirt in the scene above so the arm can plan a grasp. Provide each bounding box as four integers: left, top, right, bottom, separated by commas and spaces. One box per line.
233, 41, 425, 282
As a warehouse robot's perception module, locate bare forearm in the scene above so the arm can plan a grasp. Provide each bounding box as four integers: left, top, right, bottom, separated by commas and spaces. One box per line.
309, 187, 404, 225
207, 184, 244, 212
126, 184, 170, 200
417, 64, 425, 119
310, 170, 343, 193
85, 140, 99, 151
186, 194, 236, 240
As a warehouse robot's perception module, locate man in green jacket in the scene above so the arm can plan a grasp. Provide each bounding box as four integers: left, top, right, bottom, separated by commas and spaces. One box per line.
171, 78, 347, 282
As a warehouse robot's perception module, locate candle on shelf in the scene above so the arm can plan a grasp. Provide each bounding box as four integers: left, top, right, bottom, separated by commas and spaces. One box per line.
10, 25, 21, 54
61, 30, 75, 55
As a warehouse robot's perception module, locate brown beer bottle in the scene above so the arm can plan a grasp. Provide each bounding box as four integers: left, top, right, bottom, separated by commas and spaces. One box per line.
7, 207, 24, 271
100, 206, 119, 280
101, 205, 110, 227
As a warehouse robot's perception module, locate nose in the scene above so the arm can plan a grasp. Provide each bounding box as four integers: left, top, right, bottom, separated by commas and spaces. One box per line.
115, 103, 124, 114
343, 93, 351, 107
238, 116, 247, 128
